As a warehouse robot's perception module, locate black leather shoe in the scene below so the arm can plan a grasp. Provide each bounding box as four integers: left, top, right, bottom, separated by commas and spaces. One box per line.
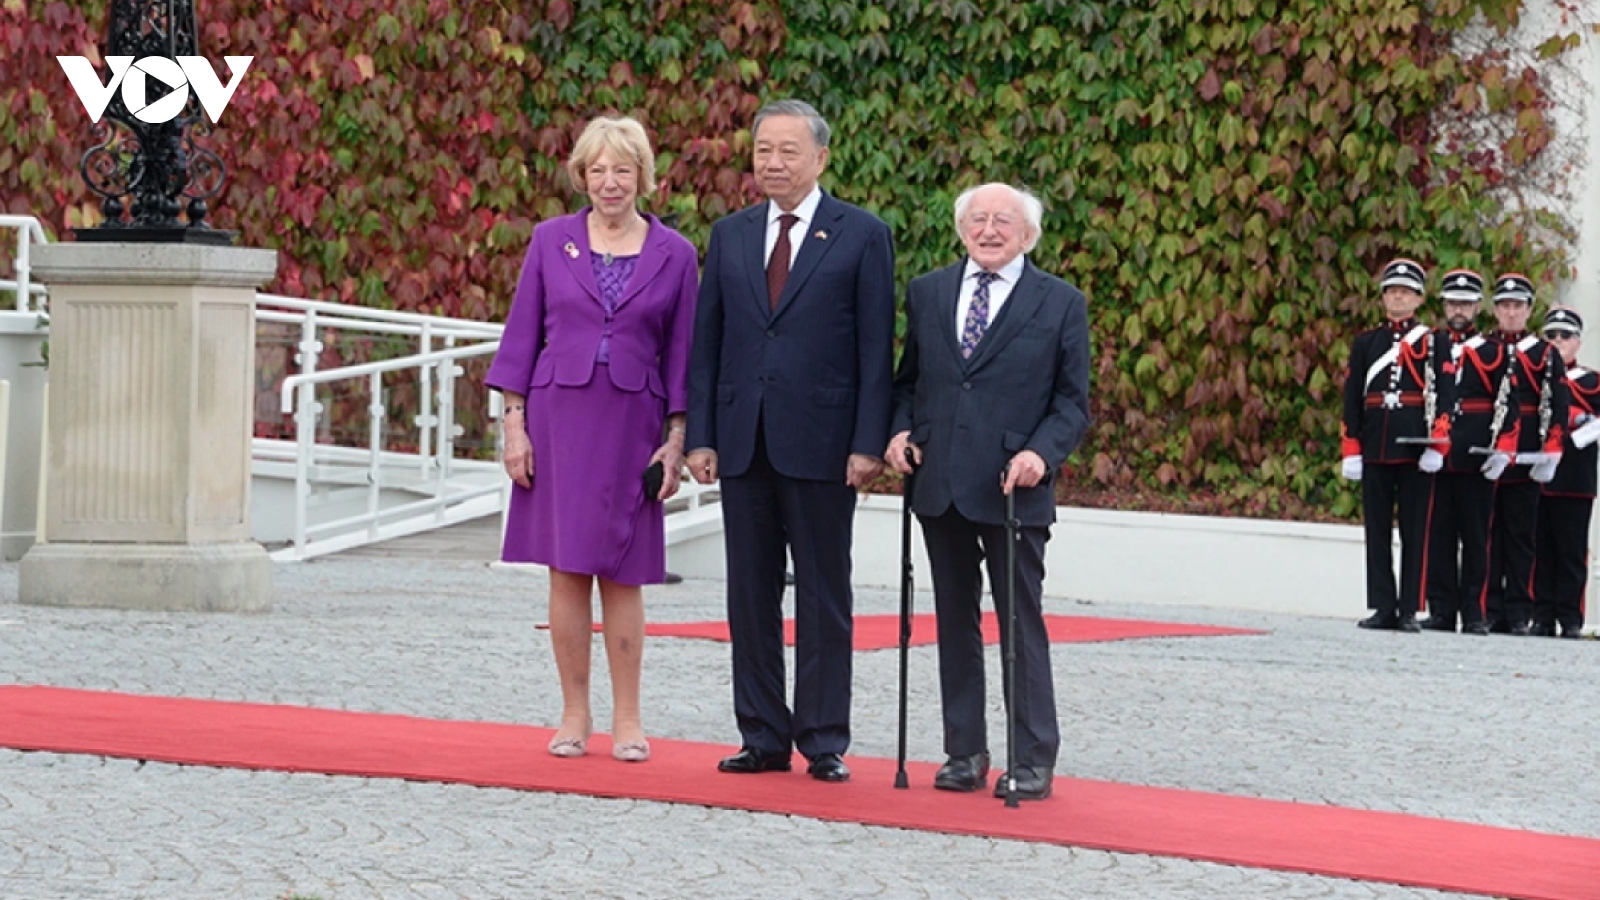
992, 765, 1052, 801
1358, 612, 1398, 630
1464, 621, 1491, 636
1418, 616, 1455, 632
1509, 621, 1534, 636
717, 747, 792, 774
1396, 615, 1422, 633
805, 752, 850, 782
1560, 628, 1583, 639
1487, 618, 1511, 634
1529, 621, 1557, 637
933, 752, 990, 792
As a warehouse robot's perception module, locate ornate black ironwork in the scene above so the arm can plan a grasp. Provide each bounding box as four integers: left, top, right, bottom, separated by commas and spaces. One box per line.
75, 0, 233, 244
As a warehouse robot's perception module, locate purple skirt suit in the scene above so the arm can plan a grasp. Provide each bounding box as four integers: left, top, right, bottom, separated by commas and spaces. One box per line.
486, 209, 698, 585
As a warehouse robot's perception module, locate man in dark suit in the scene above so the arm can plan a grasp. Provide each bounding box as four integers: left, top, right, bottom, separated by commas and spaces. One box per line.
686, 99, 896, 783
886, 183, 1091, 801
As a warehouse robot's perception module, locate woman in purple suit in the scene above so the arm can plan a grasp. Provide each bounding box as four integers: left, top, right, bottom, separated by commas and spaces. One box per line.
486, 116, 698, 764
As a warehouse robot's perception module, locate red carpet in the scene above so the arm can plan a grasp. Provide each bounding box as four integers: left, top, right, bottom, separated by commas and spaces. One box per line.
2, 685, 1594, 900
549, 613, 1261, 650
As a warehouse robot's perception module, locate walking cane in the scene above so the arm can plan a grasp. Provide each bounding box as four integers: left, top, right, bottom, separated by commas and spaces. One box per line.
1002, 475, 1021, 808
894, 448, 917, 789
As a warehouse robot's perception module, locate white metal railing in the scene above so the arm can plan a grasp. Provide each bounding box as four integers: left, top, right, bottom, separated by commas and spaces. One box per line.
263, 292, 504, 560
0, 215, 51, 313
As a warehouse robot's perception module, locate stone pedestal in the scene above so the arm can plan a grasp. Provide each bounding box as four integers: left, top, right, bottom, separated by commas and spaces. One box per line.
19, 243, 278, 612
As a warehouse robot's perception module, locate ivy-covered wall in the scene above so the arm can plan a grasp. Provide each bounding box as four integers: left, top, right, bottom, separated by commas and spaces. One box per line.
0, 0, 1576, 519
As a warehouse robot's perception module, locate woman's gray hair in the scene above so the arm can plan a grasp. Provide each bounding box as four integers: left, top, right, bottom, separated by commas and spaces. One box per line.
752, 99, 832, 149
953, 184, 1044, 253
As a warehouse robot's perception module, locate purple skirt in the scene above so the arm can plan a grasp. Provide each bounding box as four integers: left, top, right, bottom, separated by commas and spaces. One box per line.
501, 367, 666, 585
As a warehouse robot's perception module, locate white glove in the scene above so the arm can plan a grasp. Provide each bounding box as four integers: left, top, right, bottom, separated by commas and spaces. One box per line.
1573, 417, 1600, 449
1341, 456, 1363, 481
1481, 452, 1511, 481
1531, 455, 1562, 483
1419, 449, 1444, 473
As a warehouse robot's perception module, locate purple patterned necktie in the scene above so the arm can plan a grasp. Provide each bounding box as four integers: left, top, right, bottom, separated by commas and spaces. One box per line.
961, 271, 999, 359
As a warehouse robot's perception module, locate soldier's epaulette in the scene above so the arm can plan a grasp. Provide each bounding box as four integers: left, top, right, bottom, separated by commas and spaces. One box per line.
1464, 335, 1487, 350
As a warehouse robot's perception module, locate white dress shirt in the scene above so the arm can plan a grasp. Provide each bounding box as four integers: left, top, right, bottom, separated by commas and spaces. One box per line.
764, 186, 823, 268
955, 255, 1026, 337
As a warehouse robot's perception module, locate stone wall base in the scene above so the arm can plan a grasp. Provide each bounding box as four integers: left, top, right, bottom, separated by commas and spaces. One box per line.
20, 542, 273, 612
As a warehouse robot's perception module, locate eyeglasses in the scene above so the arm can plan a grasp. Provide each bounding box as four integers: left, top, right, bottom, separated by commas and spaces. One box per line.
962, 213, 1020, 231
1544, 330, 1579, 340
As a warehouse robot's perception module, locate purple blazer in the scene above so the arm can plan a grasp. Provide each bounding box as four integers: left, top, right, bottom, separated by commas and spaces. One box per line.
486, 209, 698, 413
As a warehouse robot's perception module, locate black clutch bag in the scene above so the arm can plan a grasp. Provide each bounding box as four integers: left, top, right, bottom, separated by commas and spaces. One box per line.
643, 460, 665, 500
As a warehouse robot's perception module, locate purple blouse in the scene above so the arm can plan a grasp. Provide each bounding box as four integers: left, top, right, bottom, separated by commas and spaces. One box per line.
591, 252, 638, 364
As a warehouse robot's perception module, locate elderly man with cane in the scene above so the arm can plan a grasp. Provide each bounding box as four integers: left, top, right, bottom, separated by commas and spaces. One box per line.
887, 183, 1091, 802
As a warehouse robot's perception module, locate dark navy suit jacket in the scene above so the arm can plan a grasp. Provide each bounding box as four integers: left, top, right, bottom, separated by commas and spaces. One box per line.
891, 258, 1092, 526
687, 192, 896, 480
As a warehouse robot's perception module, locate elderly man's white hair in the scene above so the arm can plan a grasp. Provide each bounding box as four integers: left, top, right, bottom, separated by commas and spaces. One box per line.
953, 183, 1044, 253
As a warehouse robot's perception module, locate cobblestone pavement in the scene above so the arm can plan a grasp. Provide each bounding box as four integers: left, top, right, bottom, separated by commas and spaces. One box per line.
1, 544, 1596, 899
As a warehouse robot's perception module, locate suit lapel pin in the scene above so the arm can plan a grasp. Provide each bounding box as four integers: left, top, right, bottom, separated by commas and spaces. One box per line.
815, 230, 828, 240
563, 241, 579, 259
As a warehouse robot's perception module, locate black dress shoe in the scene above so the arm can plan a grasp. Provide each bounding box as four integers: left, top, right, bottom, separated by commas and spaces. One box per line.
805, 752, 850, 782
992, 765, 1052, 801
1464, 621, 1491, 636
1559, 628, 1583, 639
1358, 612, 1398, 630
1396, 615, 1422, 633
1418, 616, 1455, 632
1509, 621, 1534, 636
1529, 621, 1557, 637
717, 747, 792, 774
933, 752, 990, 792
1486, 618, 1511, 634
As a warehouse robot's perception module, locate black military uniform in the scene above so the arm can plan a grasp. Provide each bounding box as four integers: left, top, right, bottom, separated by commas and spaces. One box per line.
1341, 259, 1453, 631
1484, 274, 1568, 635
1533, 307, 1594, 639
1422, 269, 1495, 634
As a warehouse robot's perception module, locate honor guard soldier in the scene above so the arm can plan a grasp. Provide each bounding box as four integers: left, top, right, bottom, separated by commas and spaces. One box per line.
1421, 269, 1493, 633
1532, 306, 1596, 638
1341, 259, 1453, 632
1482, 273, 1568, 635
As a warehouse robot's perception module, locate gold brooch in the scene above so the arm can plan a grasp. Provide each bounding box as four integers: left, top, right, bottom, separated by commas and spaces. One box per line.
563, 242, 579, 259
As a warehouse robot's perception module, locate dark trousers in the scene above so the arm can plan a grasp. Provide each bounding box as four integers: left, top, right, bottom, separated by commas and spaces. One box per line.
719, 425, 856, 759
1424, 471, 1494, 627
1534, 495, 1592, 631
1487, 479, 1540, 626
1362, 462, 1431, 617
918, 510, 1058, 771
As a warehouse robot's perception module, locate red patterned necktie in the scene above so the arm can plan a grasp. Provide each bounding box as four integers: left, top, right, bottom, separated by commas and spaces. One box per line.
767, 213, 799, 311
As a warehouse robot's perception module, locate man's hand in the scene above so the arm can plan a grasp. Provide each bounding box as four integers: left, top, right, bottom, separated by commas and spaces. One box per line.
846, 453, 883, 488
1341, 456, 1363, 481
1001, 450, 1048, 495
687, 448, 719, 485
1530, 454, 1562, 483
503, 419, 534, 489
1418, 449, 1444, 473
1480, 452, 1511, 481
885, 431, 922, 474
